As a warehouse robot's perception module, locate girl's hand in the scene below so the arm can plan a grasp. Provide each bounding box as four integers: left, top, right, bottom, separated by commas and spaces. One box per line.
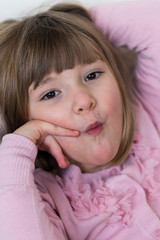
14, 120, 79, 168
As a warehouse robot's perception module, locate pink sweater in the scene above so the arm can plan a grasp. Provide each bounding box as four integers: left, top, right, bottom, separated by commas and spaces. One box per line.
1, 1, 160, 239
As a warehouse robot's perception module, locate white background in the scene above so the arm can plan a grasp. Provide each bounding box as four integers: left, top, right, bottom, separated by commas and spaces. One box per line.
0, 0, 129, 21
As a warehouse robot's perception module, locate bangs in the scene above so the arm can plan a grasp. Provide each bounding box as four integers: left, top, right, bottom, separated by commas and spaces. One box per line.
18, 13, 106, 89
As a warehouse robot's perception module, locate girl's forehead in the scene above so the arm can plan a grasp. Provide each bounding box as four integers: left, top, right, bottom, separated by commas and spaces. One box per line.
30, 60, 107, 91
46, 60, 107, 77
31, 54, 106, 89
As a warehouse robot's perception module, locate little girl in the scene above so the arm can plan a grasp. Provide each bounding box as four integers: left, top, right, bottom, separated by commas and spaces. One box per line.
0, 1, 160, 239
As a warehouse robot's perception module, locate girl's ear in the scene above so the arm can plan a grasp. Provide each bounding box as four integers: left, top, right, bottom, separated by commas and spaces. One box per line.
49, 3, 92, 22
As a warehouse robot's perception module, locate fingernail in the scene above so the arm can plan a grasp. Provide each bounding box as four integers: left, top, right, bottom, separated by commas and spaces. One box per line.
73, 131, 79, 135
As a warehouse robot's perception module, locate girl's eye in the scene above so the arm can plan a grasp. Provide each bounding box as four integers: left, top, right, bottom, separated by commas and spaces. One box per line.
85, 71, 102, 82
41, 90, 60, 100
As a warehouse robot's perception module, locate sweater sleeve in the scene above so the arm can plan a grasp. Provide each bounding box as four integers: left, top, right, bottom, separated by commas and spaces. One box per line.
91, 0, 160, 132
0, 134, 67, 240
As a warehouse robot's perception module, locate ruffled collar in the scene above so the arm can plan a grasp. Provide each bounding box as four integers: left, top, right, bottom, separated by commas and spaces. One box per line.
56, 164, 135, 227
56, 133, 160, 226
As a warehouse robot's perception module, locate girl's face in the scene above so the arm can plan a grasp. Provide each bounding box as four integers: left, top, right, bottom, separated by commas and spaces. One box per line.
29, 60, 123, 172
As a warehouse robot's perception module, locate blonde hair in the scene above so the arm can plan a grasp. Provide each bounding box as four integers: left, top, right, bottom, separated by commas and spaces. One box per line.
0, 3, 135, 170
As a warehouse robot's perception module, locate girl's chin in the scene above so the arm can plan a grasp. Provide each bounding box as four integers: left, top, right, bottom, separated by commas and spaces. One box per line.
69, 154, 115, 173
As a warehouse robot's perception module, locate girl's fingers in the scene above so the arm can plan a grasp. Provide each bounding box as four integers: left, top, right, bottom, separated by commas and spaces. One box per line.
40, 135, 70, 168
39, 121, 79, 138
14, 120, 78, 168
14, 120, 80, 145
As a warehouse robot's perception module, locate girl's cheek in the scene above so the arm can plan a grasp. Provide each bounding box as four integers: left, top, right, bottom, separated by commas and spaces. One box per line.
54, 135, 73, 148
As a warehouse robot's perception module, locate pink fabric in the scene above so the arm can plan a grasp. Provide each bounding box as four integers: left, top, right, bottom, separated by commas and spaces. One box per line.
1, 1, 160, 239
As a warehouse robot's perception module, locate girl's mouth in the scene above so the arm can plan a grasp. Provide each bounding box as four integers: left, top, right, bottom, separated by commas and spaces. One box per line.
84, 121, 104, 136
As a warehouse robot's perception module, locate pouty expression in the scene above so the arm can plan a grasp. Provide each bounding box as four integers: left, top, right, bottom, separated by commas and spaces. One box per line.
29, 60, 123, 172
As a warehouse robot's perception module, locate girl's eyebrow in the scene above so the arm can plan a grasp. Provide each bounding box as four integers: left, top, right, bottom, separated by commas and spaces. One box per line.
29, 76, 56, 95
38, 76, 56, 88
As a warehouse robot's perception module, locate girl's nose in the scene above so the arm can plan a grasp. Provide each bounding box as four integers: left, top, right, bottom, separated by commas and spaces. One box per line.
73, 91, 96, 114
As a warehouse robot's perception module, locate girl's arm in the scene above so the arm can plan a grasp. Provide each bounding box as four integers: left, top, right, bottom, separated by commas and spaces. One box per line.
0, 120, 79, 240
91, 0, 160, 132
0, 134, 68, 240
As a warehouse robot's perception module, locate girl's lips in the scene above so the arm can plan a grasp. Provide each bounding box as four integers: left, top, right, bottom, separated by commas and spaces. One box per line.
84, 122, 104, 136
